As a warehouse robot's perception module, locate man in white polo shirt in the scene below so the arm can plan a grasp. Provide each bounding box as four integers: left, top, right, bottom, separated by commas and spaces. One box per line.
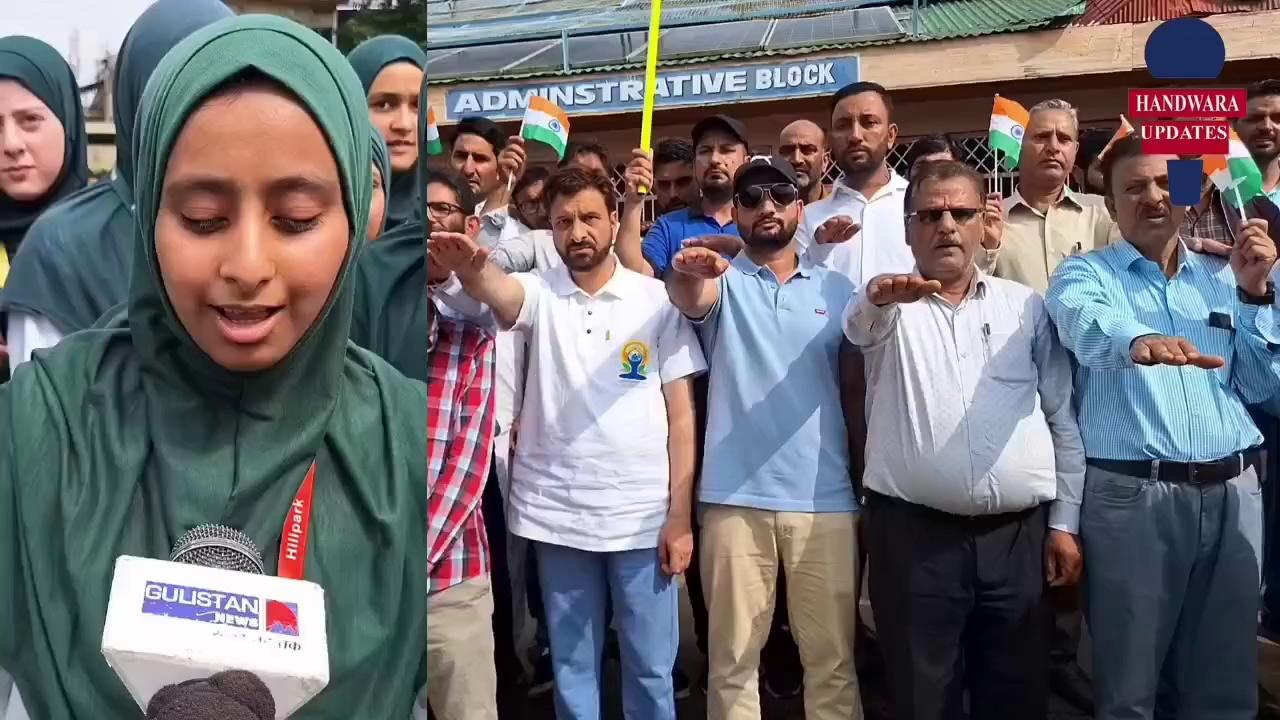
429, 167, 706, 720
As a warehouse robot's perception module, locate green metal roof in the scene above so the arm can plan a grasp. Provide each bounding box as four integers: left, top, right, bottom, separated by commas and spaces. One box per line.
909, 0, 1086, 37
428, 0, 1088, 86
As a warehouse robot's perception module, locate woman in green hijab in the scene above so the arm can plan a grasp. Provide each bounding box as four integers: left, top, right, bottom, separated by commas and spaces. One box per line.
369, 124, 390, 241
0, 35, 87, 271
0, 15, 427, 720
347, 35, 426, 231
0, 0, 233, 375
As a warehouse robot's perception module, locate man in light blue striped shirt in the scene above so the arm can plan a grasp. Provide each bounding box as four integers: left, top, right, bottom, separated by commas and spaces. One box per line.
1046, 136, 1280, 720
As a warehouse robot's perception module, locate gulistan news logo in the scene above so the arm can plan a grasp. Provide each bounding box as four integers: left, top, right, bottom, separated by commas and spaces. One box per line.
1130, 17, 1235, 207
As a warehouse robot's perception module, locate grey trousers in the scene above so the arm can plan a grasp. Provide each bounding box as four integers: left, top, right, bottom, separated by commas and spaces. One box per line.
1082, 463, 1263, 720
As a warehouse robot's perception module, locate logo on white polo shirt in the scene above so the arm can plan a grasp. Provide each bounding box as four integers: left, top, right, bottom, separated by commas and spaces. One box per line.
618, 341, 651, 382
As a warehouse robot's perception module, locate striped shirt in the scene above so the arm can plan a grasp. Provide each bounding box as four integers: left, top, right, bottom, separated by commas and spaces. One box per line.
1045, 239, 1280, 462
427, 314, 496, 594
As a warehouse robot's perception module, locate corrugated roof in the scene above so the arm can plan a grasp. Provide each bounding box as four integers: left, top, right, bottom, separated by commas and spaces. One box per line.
1075, 0, 1280, 25
428, 0, 1087, 85
428, 0, 890, 46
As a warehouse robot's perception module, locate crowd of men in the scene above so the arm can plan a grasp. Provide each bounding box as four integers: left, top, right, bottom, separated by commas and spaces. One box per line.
426, 78, 1280, 720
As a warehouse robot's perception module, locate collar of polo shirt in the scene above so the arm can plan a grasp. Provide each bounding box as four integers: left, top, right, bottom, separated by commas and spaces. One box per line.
731, 252, 815, 279
545, 259, 638, 299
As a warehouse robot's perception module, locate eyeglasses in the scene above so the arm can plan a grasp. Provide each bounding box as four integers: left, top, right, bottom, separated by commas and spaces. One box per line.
426, 201, 465, 220
906, 207, 982, 225
735, 183, 800, 210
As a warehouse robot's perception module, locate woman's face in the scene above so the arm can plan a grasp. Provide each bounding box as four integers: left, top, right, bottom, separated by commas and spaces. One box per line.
367, 62, 422, 174
156, 84, 350, 372
368, 164, 386, 241
0, 79, 66, 201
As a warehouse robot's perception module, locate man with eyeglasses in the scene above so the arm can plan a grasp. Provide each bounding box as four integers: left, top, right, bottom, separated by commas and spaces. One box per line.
844, 159, 1084, 720
667, 157, 863, 720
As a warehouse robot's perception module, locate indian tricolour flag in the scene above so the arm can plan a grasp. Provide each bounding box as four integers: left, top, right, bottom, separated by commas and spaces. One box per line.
425, 107, 443, 156
521, 97, 571, 159
989, 95, 1030, 171
1203, 128, 1264, 207
1098, 114, 1135, 160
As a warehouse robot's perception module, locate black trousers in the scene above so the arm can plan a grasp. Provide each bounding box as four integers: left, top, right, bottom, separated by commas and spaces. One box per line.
483, 462, 524, 718
867, 493, 1049, 720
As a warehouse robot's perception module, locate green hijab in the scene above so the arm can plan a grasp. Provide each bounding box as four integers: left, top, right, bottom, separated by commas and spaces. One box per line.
370, 124, 391, 237
0, 15, 427, 720
0, 0, 233, 333
0, 36, 88, 262
346, 35, 425, 231
352, 68, 429, 380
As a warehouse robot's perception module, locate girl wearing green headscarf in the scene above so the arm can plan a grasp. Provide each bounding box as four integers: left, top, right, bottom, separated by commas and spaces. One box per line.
0, 35, 87, 273
370, 124, 391, 241
0, 15, 427, 720
0, 0, 233, 377
347, 35, 426, 232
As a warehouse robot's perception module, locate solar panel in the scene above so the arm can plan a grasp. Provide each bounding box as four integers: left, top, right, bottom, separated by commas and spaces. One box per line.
765, 7, 903, 50
660, 19, 770, 58
426, 39, 560, 78
566, 32, 649, 68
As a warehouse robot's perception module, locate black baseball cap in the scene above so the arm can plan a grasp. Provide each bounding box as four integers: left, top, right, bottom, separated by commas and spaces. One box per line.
733, 156, 799, 195
692, 114, 749, 148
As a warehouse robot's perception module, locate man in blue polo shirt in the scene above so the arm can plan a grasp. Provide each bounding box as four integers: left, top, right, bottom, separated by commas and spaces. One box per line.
619, 115, 749, 278
666, 157, 862, 720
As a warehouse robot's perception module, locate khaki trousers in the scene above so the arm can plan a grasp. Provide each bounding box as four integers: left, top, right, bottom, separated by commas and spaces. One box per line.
702, 505, 862, 720
423, 576, 499, 720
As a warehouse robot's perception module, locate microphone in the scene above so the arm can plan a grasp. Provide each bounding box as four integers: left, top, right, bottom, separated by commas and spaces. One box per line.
102, 524, 329, 719
146, 670, 274, 720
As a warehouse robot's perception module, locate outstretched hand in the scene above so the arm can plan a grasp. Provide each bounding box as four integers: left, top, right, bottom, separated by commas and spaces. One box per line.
866, 274, 943, 306
1130, 335, 1225, 369
815, 215, 860, 245
672, 246, 731, 279
429, 231, 490, 279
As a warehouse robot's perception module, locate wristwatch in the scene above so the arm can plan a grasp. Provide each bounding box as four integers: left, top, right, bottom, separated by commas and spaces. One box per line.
1238, 282, 1276, 306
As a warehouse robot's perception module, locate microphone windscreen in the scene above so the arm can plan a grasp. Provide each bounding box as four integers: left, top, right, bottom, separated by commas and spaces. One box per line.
146, 670, 275, 720
170, 524, 264, 575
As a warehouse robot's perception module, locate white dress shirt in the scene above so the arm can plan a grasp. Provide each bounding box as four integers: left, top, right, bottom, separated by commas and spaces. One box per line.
843, 270, 1086, 532
506, 260, 706, 551
796, 170, 914, 287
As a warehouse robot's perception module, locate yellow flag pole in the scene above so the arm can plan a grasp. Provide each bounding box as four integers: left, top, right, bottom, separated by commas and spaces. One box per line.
638, 0, 663, 195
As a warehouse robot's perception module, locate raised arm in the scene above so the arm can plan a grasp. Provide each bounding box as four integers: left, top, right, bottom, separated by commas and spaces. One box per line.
665, 246, 727, 320
842, 274, 941, 347
1045, 256, 1223, 371
430, 231, 527, 330
616, 149, 657, 278
1228, 219, 1280, 403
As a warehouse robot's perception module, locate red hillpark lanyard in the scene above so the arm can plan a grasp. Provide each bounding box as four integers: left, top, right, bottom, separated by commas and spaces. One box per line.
277, 461, 317, 580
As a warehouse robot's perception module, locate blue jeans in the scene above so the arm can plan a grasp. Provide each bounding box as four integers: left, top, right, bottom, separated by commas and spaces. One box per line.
1082, 464, 1263, 720
535, 543, 678, 720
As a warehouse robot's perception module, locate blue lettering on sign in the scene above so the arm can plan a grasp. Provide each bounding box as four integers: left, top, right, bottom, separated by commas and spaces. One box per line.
445, 57, 860, 121
141, 581, 263, 631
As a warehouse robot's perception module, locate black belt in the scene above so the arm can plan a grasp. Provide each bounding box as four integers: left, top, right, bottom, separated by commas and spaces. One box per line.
1086, 449, 1263, 485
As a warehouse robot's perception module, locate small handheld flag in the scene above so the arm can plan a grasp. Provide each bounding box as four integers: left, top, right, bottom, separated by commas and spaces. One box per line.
1097, 115, 1135, 161
1204, 128, 1265, 212
520, 97, 571, 159
425, 107, 444, 156
989, 95, 1030, 172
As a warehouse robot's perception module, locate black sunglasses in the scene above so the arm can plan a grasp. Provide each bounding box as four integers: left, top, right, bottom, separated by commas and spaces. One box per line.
906, 207, 983, 225
735, 183, 800, 210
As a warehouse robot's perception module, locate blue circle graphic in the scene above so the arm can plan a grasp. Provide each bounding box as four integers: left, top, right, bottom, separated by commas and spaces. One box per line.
1145, 18, 1225, 79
